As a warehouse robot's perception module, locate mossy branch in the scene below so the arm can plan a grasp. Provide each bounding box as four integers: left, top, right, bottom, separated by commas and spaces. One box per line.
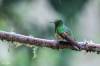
0, 31, 100, 54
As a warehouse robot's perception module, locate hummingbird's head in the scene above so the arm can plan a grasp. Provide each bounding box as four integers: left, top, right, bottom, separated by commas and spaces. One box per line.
54, 20, 63, 26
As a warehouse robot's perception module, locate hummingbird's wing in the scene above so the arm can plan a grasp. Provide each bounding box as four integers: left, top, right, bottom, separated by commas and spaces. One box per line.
57, 25, 80, 50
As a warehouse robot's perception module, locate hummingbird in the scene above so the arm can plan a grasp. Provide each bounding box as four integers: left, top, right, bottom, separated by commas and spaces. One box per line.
52, 20, 80, 50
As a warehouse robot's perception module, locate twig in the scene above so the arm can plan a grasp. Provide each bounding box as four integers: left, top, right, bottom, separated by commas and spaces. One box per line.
0, 31, 100, 54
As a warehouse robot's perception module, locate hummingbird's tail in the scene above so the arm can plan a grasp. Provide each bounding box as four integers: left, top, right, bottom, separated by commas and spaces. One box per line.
59, 33, 81, 50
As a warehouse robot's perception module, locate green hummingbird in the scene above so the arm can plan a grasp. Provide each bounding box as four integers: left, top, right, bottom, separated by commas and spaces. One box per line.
53, 20, 80, 50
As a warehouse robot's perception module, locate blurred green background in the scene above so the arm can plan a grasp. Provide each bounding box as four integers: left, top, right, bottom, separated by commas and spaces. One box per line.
0, 0, 100, 66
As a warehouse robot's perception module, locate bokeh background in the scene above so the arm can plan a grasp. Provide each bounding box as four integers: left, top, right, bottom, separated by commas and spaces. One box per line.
0, 0, 100, 66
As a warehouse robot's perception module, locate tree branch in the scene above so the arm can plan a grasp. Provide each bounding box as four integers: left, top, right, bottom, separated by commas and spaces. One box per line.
0, 31, 100, 54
